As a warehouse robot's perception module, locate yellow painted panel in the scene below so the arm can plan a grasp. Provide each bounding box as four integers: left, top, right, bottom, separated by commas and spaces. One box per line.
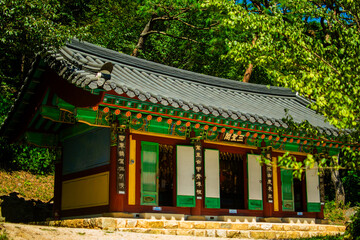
61, 172, 109, 210
272, 157, 279, 211
128, 136, 136, 205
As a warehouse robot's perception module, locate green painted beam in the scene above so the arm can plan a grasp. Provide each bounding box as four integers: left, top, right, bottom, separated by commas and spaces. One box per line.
59, 123, 95, 142
25, 131, 58, 147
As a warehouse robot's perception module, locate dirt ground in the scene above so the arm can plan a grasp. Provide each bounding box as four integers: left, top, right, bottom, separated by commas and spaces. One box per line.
0, 222, 243, 240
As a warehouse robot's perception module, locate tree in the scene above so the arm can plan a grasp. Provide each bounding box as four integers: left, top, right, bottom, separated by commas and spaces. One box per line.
207, 0, 360, 204
83, 0, 252, 82
209, 0, 360, 132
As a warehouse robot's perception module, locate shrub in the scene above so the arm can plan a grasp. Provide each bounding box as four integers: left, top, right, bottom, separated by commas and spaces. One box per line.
345, 209, 360, 240
324, 200, 351, 225
0, 138, 55, 175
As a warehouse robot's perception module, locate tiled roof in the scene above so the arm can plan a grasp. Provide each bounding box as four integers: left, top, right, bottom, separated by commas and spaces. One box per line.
44, 39, 336, 134
1, 39, 338, 140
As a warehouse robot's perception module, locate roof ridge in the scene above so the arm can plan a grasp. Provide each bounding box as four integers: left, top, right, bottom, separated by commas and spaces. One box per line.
66, 39, 296, 97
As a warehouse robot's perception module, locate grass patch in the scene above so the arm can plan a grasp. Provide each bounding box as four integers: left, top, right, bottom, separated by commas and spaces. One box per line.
0, 170, 53, 202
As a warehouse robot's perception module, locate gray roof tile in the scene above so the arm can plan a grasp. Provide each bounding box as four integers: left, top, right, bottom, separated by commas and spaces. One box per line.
43, 40, 337, 131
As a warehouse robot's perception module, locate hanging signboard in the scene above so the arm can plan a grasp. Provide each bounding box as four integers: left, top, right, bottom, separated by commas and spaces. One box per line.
117, 132, 126, 194
222, 133, 245, 143
261, 147, 273, 203
265, 163, 274, 203
194, 140, 203, 200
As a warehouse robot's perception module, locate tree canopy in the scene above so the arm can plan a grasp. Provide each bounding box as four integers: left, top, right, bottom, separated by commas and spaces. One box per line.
1, 0, 359, 176
208, 0, 360, 135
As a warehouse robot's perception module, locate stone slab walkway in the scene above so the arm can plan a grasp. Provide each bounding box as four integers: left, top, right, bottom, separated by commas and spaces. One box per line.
33, 217, 346, 239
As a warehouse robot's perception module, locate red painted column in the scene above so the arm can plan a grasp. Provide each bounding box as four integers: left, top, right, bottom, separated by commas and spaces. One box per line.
191, 139, 204, 216
109, 145, 125, 212
191, 199, 203, 215
317, 205, 325, 219
262, 164, 274, 217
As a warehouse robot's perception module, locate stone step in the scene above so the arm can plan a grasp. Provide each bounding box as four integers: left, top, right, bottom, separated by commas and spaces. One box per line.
39, 217, 346, 239
121, 227, 342, 239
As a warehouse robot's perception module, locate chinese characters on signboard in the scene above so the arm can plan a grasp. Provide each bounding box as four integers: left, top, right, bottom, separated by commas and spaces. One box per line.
265, 163, 274, 203
194, 140, 203, 200
265, 153, 274, 203
222, 133, 245, 143
117, 133, 126, 194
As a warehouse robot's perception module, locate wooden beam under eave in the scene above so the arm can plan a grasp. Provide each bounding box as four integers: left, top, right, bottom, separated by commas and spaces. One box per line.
25, 131, 59, 148
47, 69, 103, 108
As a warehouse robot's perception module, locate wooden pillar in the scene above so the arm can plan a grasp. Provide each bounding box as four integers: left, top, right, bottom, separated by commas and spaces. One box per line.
53, 148, 62, 220
109, 123, 126, 212
191, 139, 204, 215
317, 172, 325, 219
262, 147, 274, 217
263, 165, 273, 217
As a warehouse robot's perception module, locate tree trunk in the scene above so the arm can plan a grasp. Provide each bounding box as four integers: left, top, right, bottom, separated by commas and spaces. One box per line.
331, 157, 345, 205
132, 16, 155, 57
242, 63, 253, 83
242, 36, 257, 83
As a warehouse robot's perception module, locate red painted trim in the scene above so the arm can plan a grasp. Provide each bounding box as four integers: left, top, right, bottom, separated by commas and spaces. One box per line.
201, 142, 254, 213
191, 199, 202, 216
201, 209, 264, 217
271, 152, 323, 216
109, 145, 125, 212
61, 205, 109, 218
243, 154, 248, 210
62, 165, 110, 181
203, 142, 249, 154
172, 144, 177, 207
100, 102, 342, 144
124, 205, 192, 215
317, 205, 325, 219
122, 132, 191, 212
102, 102, 277, 134
272, 211, 318, 218
48, 70, 103, 108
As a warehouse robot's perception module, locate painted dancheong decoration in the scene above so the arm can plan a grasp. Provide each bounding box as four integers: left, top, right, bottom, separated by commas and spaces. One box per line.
1, 39, 357, 219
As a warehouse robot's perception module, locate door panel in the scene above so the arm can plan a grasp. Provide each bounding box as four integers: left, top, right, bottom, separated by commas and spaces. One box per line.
281, 169, 294, 211
204, 149, 220, 208
176, 145, 195, 207
141, 141, 159, 205
247, 154, 263, 210
306, 163, 321, 212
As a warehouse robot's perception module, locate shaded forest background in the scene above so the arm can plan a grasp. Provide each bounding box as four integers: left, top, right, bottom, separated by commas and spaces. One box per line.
0, 0, 359, 210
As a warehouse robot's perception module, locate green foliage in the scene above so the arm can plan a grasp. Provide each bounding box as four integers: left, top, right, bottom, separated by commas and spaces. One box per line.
0, 138, 55, 175
13, 146, 55, 175
343, 172, 360, 206
208, 0, 360, 132
301, 236, 342, 240
324, 200, 351, 224
345, 209, 360, 240
0, 231, 9, 240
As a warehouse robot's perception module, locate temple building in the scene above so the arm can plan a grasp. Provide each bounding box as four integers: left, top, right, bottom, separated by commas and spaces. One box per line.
1, 40, 352, 221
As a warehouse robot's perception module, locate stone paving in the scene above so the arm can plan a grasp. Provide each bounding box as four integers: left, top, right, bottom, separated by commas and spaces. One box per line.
36, 217, 345, 239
